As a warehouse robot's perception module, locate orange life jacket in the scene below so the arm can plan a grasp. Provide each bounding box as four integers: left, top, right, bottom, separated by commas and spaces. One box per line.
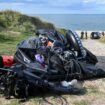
47, 41, 53, 47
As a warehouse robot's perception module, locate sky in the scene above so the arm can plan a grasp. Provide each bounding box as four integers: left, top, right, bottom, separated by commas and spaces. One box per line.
0, 0, 105, 14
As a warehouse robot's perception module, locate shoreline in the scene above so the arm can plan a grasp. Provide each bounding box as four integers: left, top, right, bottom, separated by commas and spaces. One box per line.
76, 30, 103, 38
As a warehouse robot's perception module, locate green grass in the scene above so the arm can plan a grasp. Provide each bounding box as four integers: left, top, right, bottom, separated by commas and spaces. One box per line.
0, 31, 34, 55
5, 99, 19, 105
0, 10, 55, 33
99, 36, 105, 43
73, 100, 90, 105
86, 85, 99, 94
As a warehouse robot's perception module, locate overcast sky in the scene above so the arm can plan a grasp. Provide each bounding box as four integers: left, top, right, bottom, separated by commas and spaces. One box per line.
0, 0, 105, 14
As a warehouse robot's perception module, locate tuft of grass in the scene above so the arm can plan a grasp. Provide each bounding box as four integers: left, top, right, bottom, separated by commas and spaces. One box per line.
73, 100, 90, 105
85, 83, 104, 96
87, 85, 99, 94
0, 34, 15, 42
99, 36, 105, 43
6, 99, 19, 105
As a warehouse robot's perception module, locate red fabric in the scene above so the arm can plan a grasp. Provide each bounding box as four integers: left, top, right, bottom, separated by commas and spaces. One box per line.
2, 55, 14, 67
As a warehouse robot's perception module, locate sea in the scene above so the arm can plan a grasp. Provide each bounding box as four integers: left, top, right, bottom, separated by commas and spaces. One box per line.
33, 14, 105, 31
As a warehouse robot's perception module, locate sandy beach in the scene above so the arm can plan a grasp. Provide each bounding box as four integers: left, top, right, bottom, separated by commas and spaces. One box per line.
75, 30, 105, 70
76, 30, 103, 38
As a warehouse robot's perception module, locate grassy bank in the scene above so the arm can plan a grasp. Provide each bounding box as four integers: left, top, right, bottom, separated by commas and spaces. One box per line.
0, 10, 65, 55
0, 31, 34, 55
0, 10, 55, 33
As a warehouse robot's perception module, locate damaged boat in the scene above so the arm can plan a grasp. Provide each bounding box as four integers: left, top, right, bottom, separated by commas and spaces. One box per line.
0, 29, 104, 98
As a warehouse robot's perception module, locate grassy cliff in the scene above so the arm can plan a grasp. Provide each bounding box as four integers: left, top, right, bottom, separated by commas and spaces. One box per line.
0, 10, 67, 55
0, 10, 56, 55
0, 10, 55, 33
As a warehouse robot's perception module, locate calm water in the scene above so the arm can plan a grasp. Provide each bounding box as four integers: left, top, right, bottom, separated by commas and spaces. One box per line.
33, 14, 105, 31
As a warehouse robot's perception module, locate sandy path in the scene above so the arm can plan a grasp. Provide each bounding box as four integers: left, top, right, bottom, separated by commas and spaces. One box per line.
82, 39, 105, 69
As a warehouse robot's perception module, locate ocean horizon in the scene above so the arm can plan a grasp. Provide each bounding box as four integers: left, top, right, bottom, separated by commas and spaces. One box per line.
31, 14, 105, 31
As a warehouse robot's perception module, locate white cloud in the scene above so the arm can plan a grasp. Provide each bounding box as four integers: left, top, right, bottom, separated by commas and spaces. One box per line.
83, 0, 105, 4
0, 0, 105, 14
0, 2, 25, 6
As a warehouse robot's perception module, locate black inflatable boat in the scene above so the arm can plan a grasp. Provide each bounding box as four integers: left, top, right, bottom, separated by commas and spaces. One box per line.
0, 29, 104, 98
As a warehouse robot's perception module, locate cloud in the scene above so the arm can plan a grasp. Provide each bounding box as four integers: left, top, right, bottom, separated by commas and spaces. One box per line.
0, 2, 25, 6
0, 0, 105, 14
83, 0, 105, 4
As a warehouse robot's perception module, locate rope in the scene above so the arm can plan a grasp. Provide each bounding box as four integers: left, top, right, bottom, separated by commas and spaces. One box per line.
39, 95, 69, 105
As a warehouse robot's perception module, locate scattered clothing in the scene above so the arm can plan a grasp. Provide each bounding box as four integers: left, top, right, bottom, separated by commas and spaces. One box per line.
35, 54, 44, 64
0, 55, 14, 67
